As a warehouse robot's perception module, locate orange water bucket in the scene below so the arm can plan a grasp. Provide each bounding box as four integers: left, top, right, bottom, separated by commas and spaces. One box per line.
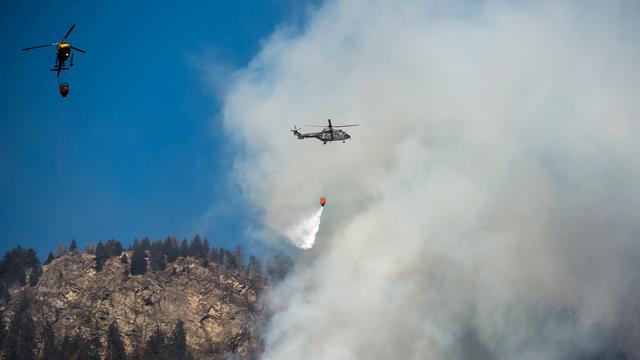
59, 83, 69, 97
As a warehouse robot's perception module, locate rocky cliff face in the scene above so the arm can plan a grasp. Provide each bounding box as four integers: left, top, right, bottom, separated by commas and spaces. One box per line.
15, 252, 265, 359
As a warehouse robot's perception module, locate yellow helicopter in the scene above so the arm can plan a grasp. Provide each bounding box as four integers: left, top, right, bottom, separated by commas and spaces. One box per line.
22, 24, 86, 78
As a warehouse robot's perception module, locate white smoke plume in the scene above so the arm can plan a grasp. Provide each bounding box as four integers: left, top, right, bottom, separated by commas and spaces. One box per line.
220, 0, 640, 358
285, 207, 324, 249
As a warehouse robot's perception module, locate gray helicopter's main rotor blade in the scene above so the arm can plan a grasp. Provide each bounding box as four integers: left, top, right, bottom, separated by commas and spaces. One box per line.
304, 124, 359, 127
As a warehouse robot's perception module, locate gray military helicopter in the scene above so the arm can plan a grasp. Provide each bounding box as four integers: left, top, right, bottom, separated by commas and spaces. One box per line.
292, 119, 358, 144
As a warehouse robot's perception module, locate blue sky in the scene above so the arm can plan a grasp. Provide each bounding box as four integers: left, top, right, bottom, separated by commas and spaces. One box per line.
0, 0, 312, 260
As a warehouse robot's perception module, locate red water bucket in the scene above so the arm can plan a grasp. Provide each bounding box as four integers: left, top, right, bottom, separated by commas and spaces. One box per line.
59, 84, 69, 97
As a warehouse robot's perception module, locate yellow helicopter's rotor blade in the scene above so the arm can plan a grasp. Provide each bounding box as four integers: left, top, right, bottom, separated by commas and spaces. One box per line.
61, 24, 75, 41
22, 43, 58, 51
70, 46, 86, 53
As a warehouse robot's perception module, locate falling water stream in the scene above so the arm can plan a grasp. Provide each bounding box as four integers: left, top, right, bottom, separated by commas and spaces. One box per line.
285, 207, 324, 249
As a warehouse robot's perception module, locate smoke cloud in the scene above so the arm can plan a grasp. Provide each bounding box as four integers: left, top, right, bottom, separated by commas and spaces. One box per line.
220, 0, 640, 358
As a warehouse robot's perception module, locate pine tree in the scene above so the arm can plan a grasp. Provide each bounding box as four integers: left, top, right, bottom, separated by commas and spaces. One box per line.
85, 243, 97, 255
0, 281, 8, 302
106, 322, 126, 360
163, 237, 179, 263
247, 255, 262, 278
76, 336, 98, 360
95, 242, 107, 271
59, 335, 72, 359
234, 246, 245, 269
130, 247, 147, 275
169, 320, 189, 360
144, 326, 166, 360
29, 263, 41, 287
140, 237, 151, 252
129, 326, 145, 360
179, 240, 189, 258
25, 249, 39, 268
0, 246, 40, 287
221, 250, 230, 268
129, 349, 143, 360
60, 335, 81, 359
222, 250, 237, 269
86, 331, 102, 360
202, 239, 210, 258
0, 307, 6, 353
131, 238, 140, 251
265, 252, 293, 281
105, 239, 124, 257
209, 247, 219, 264
55, 243, 68, 258
44, 252, 55, 265
150, 243, 166, 272
189, 234, 204, 259
6, 293, 36, 360
41, 321, 60, 360
69, 239, 78, 253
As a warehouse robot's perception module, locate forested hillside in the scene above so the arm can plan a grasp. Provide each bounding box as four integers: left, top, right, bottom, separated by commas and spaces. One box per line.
0, 236, 292, 360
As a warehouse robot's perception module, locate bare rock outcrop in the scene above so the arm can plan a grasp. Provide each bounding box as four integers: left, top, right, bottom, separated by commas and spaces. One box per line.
29, 252, 265, 359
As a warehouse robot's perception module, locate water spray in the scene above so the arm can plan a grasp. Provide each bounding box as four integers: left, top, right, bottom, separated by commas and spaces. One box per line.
285, 203, 325, 249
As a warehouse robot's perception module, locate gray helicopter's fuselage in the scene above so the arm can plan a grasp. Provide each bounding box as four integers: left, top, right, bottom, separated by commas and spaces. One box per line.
291, 119, 357, 144
293, 128, 351, 144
